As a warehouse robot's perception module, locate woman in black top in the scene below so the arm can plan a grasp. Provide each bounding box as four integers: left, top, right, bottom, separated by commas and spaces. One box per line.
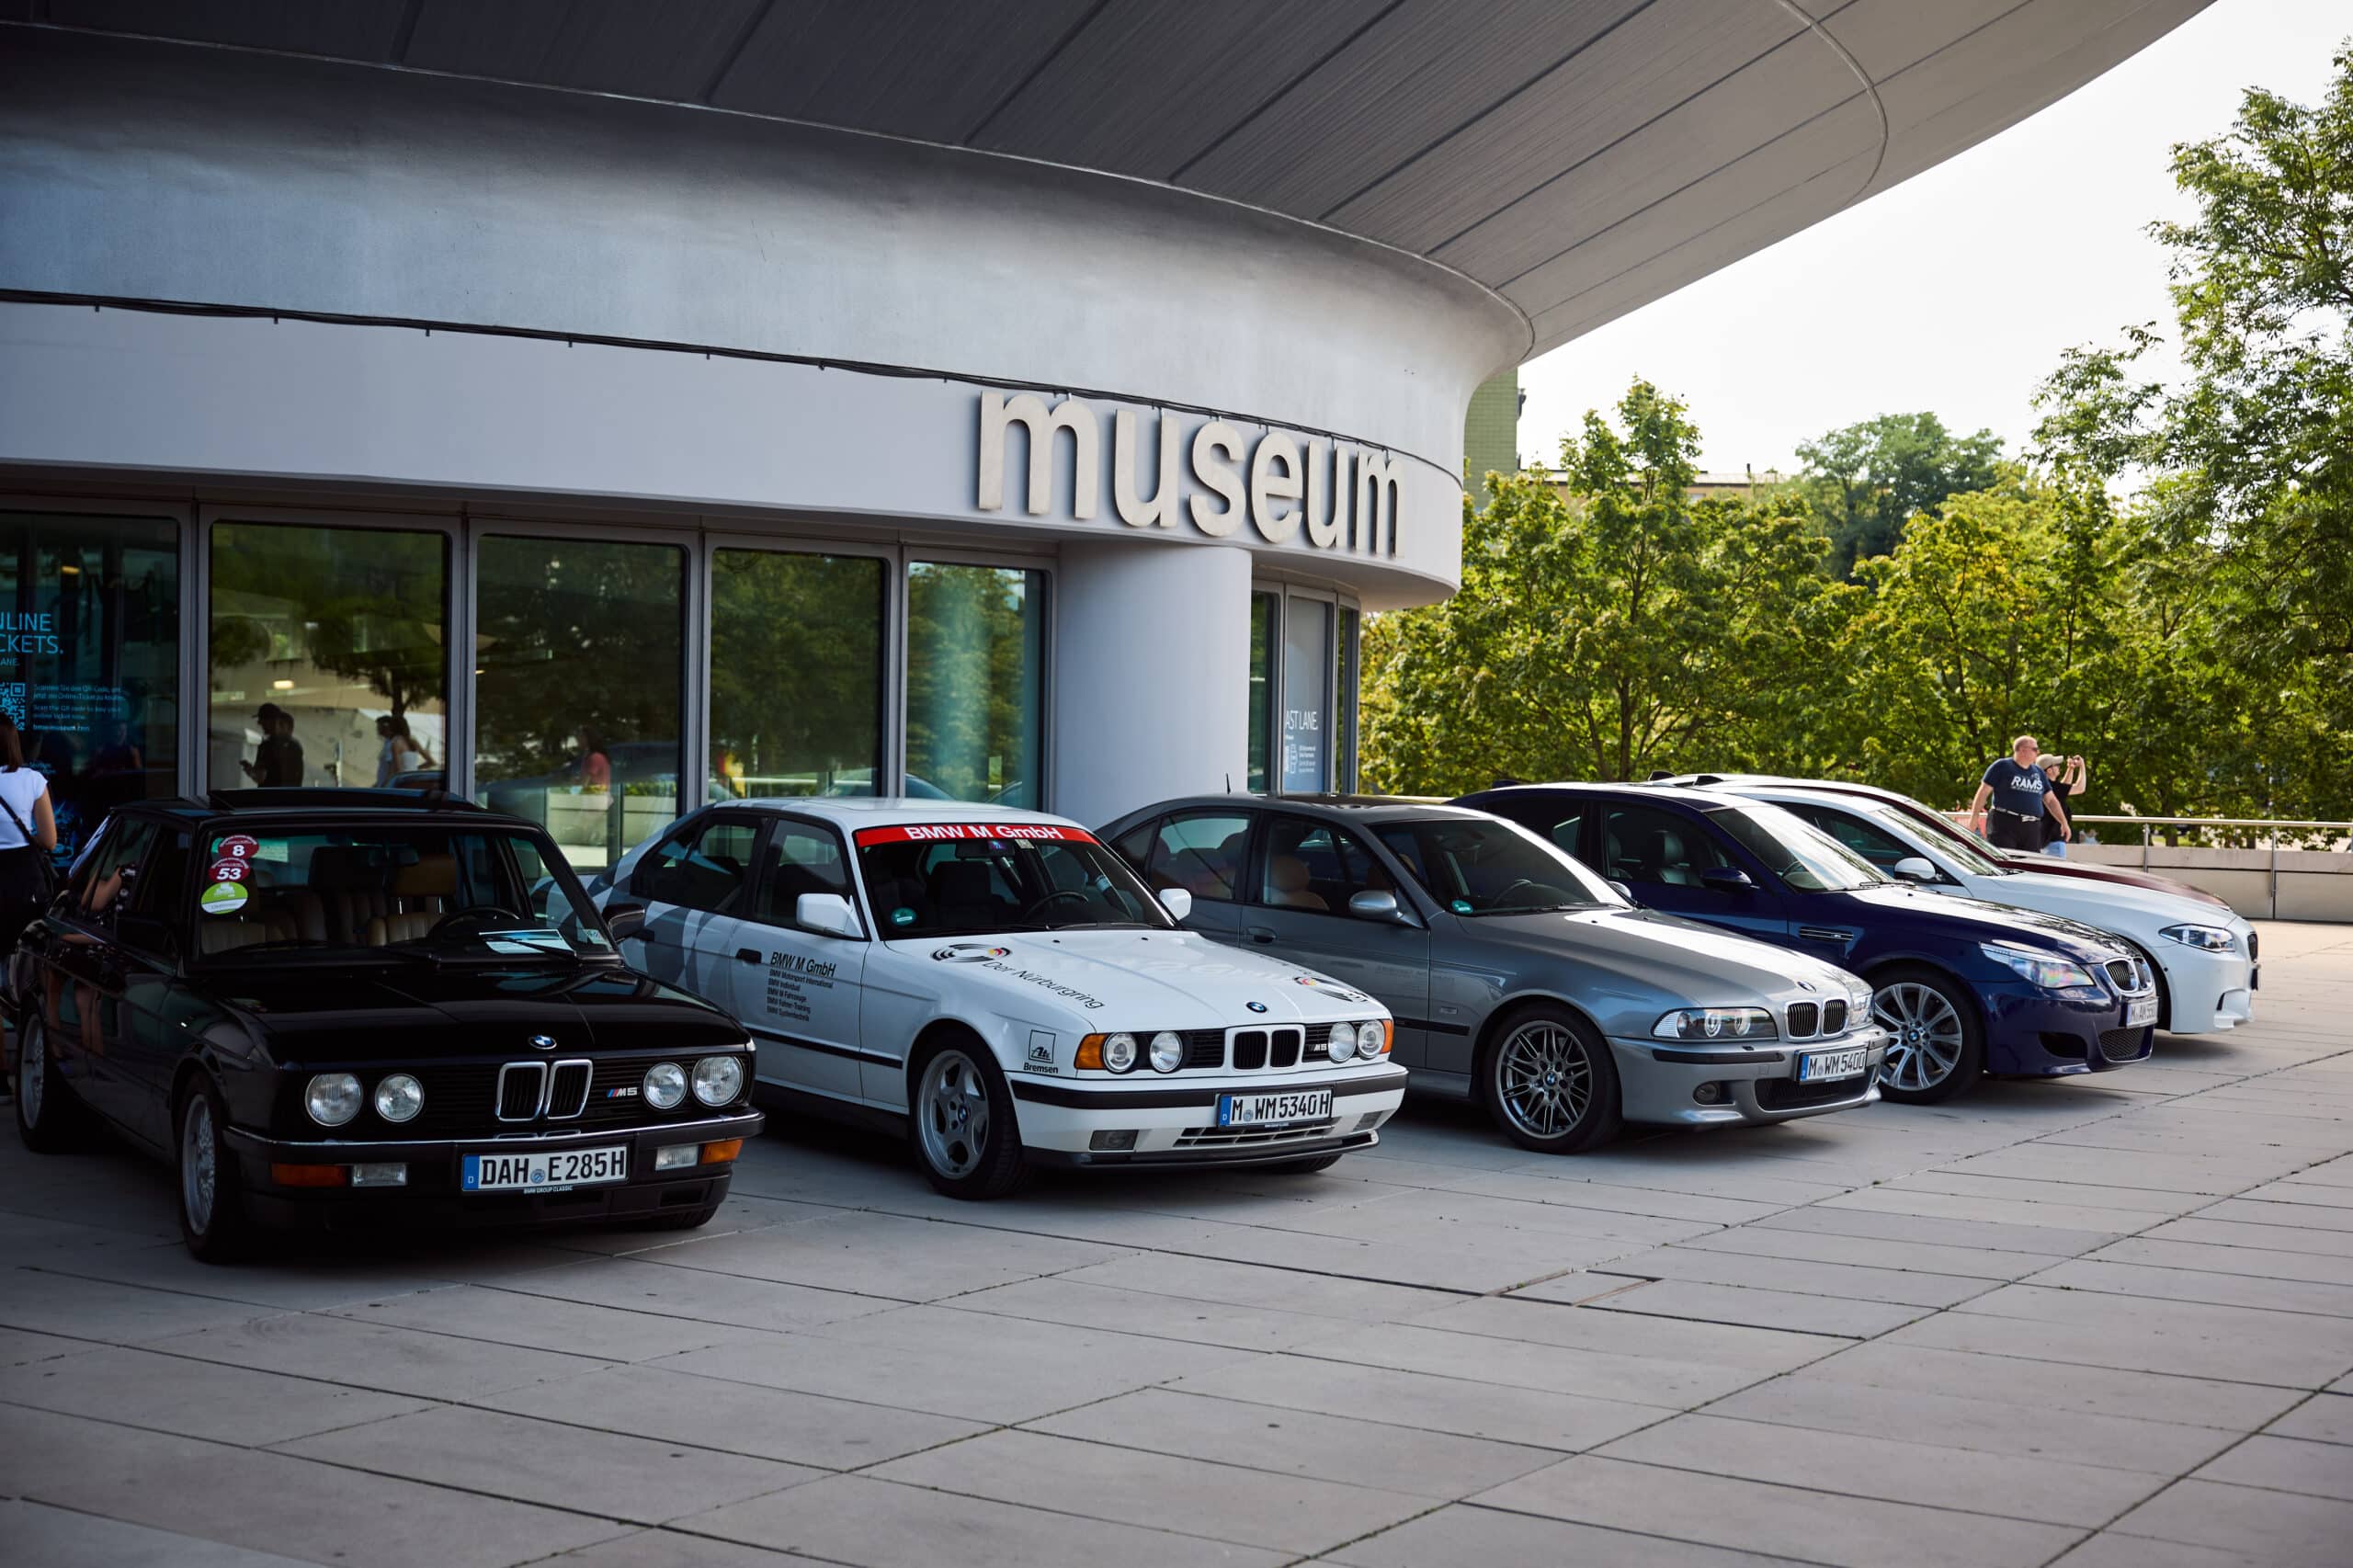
2039, 755, 2086, 856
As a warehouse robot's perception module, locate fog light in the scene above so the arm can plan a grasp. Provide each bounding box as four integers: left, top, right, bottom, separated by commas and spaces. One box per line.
1692, 1081, 1727, 1105
348, 1163, 407, 1187
269, 1163, 347, 1187
1088, 1129, 1139, 1152
654, 1143, 698, 1171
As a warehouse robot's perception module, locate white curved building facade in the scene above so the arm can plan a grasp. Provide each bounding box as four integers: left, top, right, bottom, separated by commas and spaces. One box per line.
0, 1, 2203, 869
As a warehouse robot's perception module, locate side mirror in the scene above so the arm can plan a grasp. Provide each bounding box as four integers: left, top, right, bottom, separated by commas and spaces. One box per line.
796, 892, 865, 939
1158, 887, 1194, 923
1892, 856, 1938, 883
1348, 889, 1410, 925
1608, 880, 1636, 904
1699, 866, 1756, 893
601, 902, 646, 942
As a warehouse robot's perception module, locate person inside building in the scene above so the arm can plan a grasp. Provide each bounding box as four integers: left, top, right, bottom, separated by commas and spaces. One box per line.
1967, 733, 2071, 853
241, 702, 304, 787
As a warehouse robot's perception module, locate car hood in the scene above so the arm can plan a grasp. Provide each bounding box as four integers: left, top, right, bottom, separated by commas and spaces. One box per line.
881, 928, 1388, 1028
1843, 882, 2124, 960
1461, 907, 1862, 1004
1987, 869, 2253, 938
1992, 852, 2228, 906
209, 960, 743, 1064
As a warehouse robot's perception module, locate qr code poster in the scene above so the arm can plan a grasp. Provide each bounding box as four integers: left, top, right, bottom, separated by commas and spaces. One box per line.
0, 685, 24, 728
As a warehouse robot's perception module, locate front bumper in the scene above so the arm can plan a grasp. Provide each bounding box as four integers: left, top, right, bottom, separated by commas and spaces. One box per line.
1980, 983, 2154, 1075
1008, 1063, 1407, 1167
2150, 937, 2257, 1034
1611, 1028, 1888, 1127
222, 1108, 764, 1231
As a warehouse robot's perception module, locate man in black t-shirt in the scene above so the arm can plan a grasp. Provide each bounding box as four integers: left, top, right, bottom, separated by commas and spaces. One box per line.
1967, 734, 2070, 853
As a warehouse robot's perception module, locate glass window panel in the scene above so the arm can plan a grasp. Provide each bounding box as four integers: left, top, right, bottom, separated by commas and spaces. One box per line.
905, 563, 1042, 807
1335, 605, 1359, 793
1146, 811, 1252, 902
631, 813, 757, 915
1280, 597, 1331, 793
710, 550, 884, 800
0, 511, 179, 871
210, 521, 447, 794
1246, 591, 1275, 793
474, 535, 684, 876
1257, 814, 1390, 910
750, 819, 853, 926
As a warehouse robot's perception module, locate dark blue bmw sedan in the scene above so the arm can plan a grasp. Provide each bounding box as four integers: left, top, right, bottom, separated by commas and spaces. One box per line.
1454, 783, 2160, 1103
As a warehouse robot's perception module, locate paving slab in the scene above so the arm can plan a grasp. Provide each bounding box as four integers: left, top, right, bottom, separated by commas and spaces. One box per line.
2191, 1433, 2353, 1499
0, 1498, 330, 1568
1322, 1320, 1779, 1407
1937, 1283, 2353, 1385
941, 1273, 1339, 1349
2088, 1233, 2353, 1286
1324, 1503, 1798, 1566
1540, 1241, 2000, 1307
1165, 1352, 1663, 1451
144, 1312, 610, 1401
328, 1282, 780, 1362
1402, 1292, 1831, 1370
0, 1344, 427, 1445
2109, 1476, 2353, 1564
2023, 1256, 2353, 1316
1789, 1340, 2306, 1430
2265, 1392, 2353, 1446
1576, 1277, 1932, 1337
472, 1255, 894, 1333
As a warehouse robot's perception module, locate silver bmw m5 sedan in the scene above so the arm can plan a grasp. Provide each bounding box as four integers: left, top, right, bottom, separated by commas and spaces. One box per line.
1101, 796, 1891, 1153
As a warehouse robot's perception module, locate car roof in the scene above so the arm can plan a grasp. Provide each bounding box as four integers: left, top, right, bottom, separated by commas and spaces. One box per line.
712, 797, 1094, 833
113, 789, 529, 834
1468, 780, 1757, 810
1659, 773, 1916, 806
1108, 793, 1495, 826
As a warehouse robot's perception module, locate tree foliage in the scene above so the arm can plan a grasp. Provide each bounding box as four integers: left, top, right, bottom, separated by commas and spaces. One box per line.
1794, 412, 2006, 577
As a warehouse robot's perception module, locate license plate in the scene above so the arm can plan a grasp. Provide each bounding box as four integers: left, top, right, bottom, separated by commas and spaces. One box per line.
1797, 1047, 1869, 1084
1216, 1089, 1334, 1127
2126, 996, 2158, 1028
462, 1145, 628, 1193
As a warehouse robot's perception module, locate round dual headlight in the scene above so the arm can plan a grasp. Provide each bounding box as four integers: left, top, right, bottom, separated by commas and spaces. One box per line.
642, 1062, 688, 1109
692, 1054, 745, 1107
1102, 1033, 1138, 1074
373, 1073, 424, 1124
1148, 1031, 1184, 1074
1357, 1020, 1384, 1056
305, 1072, 362, 1127
1327, 1021, 1358, 1062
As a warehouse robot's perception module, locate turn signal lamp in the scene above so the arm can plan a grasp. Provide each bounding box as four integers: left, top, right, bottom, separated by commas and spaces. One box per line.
1075, 1034, 1105, 1071
270, 1163, 347, 1187
699, 1139, 744, 1165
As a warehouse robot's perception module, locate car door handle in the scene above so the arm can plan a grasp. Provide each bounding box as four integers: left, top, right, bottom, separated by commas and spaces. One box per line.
1244, 926, 1276, 944
735, 948, 762, 965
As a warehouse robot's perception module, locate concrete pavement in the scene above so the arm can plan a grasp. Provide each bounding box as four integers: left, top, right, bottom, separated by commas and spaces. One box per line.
2, 922, 2347, 1567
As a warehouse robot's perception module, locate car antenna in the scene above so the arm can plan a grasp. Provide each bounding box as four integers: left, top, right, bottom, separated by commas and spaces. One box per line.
1648, 770, 1673, 781
1225, 772, 1233, 792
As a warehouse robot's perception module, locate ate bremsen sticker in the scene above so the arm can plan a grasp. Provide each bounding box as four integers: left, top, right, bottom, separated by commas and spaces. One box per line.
199, 881, 249, 915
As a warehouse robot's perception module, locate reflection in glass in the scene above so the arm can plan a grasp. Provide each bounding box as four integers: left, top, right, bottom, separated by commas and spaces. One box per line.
1336, 605, 1360, 793
474, 537, 683, 873
210, 522, 447, 794
1247, 591, 1275, 794
1, 512, 179, 870
905, 563, 1042, 807
710, 550, 884, 800
1280, 597, 1331, 793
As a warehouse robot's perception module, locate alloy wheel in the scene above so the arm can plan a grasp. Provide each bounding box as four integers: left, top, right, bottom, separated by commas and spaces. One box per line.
1496, 1020, 1594, 1140
19, 1021, 43, 1128
1874, 982, 1965, 1094
181, 1094, 217, 1236
916, 1049, 991, 1179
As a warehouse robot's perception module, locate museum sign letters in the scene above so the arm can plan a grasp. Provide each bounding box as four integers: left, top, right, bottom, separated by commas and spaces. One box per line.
975, 392, 1400, 557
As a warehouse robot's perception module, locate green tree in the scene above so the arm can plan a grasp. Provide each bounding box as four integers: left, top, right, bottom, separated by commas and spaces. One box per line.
2036, 41, 2353, 819
1795, 412, 2006, 577
1362, 381, 1840, 792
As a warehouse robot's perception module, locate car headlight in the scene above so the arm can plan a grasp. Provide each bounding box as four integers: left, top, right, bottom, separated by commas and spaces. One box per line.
1652, 1007, 1778, 1042
1326, 1021, 1358, 1062
373, 1073, 423, 1124
1981, 943, 2097, 991
1148, 1031, 1184, 1074
692, 1055, 745, 1106
1361, 1020, 1390, 1056
305, 1072, 362, 1127
1102, 1032, 1138, 1074
1846, 985, 1874, 1021
642, 1062, 688, 1109
2160, 923, 2234, 952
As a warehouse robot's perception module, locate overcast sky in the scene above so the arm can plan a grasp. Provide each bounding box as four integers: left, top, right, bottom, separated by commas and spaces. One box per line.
1516, 0, 2348, 477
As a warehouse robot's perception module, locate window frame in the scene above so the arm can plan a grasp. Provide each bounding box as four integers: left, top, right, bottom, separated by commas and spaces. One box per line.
1143, 808, 1257, 905
1249, 811, 1387, 916
743, 812, 866, 937
631, 806, 767, 916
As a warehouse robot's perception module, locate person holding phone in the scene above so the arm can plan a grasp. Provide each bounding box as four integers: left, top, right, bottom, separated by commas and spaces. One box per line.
2040, 753, 2087, 857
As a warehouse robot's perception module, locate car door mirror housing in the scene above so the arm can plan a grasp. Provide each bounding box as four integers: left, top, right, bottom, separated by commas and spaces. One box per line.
1348, 889, 1410, 925
796, 892, 864, 939
1158, 887, 1194, 923
1608, 880, 1636, 904
1892, 856, 1938, 883
602, 902, 646, 942
1699, 866, 1756, 892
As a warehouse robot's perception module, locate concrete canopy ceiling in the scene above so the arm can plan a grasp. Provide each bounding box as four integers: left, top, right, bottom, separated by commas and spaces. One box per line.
12, 0, 2211, 359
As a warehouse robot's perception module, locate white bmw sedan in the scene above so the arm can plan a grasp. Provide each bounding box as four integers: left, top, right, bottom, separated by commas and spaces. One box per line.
1718, 782, 2257, 1035
593, 800, 1405, 1198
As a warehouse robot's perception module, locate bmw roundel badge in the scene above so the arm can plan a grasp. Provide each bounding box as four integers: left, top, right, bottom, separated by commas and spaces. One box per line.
1245, 1001, 1268, 1014
529, 1033, 558, 1051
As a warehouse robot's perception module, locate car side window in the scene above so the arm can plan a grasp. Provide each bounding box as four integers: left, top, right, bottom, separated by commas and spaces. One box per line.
1792, 805, 1912, 869
1540, 811, 1584, 856
631, 813, 758, 915
752, 820, 854, 928
1110, 818, 1158, 872
73, 819, 158, 924
1146, 811, 1252, 903
1602, 805, 1731, 887
1256, 815, 1391, 913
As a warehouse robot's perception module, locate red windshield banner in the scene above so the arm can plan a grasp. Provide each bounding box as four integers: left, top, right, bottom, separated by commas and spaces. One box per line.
853, 823, 1099, 847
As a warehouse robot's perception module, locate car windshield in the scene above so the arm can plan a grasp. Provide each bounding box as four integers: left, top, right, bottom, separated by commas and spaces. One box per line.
190, 822, 614, 963
1854, 800, 2011, 876
1376, 816, 1621, 915
854, 822, 1176, 937
1706, 802, 1887, 892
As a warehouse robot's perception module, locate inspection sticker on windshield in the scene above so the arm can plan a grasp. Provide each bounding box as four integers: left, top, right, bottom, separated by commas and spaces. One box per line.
482, 928, 570, 953
853, 823, 1098, 846
199, 881, 248, 915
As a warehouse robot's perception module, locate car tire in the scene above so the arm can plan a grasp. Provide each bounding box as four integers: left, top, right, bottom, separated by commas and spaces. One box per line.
1870, 965, 1984, 1104
1479, 1003, 1621, 1154
176, 1076, 256, 1263
909, 1035, 1028, 1200
15, 1017, 87, 1153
